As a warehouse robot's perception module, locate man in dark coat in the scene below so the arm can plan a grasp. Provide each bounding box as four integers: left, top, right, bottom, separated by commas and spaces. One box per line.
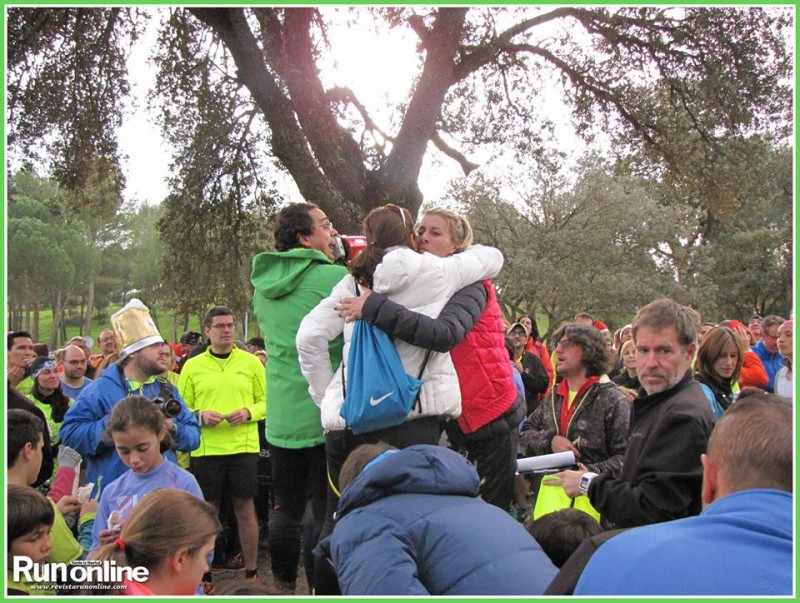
507, 322, 549, 414
551, 298, 714, 529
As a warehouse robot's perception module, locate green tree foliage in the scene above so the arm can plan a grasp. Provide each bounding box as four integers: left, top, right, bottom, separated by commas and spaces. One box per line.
7, 8, 142, 194
7, 7, 793, 231
451, 161, 704, 336
450, 140, 792, 334
7, 173, 90, 345
688, 141, 793, 320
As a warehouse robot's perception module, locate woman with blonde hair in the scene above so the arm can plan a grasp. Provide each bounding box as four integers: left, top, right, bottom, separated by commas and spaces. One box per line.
695, 326, 744, 419
612, 339, 640, 391
92, 488, 220, 596
333, 206, 522, 512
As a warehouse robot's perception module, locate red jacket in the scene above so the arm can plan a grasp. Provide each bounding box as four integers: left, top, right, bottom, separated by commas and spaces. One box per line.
739, 350, 769, 389
451, 281, 518, 434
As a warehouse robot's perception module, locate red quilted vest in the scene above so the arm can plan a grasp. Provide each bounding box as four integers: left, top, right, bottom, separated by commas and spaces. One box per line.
451, 280, 518, 434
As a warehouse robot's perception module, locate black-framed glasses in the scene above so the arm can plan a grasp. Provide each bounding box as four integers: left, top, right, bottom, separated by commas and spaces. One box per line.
555, 338, 575, 349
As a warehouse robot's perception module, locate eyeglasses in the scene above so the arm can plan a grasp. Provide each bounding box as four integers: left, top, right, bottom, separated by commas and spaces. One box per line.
314, 220, 334, 231
209, 322, 235, 330
555, 338, 576, 349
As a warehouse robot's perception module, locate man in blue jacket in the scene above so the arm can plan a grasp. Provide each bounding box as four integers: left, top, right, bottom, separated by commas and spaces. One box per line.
60, 299, 200, 498
751, 314, 786, 392
316, 443, 557, 595
574, 391, 793, 595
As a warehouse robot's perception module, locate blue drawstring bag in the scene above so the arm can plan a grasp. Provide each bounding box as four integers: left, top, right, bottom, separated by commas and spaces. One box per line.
340, 320, 431, 435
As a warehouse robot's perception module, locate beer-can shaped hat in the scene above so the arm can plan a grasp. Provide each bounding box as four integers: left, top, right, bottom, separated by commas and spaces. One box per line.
111, 298, 164, 360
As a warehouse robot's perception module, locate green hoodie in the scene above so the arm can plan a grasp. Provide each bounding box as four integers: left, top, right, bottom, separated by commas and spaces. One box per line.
251, 247, 348, 448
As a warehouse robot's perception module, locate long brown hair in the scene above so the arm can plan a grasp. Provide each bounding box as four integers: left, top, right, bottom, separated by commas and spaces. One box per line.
349, 204, 415, 288
696, 326, 744, 388
91, 489, 220, 592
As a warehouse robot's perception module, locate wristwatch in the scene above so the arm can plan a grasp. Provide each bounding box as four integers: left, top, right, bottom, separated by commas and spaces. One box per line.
579, 472, 598, 495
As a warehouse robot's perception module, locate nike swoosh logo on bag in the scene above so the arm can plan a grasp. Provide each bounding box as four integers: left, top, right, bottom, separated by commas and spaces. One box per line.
369, 392, 394, 406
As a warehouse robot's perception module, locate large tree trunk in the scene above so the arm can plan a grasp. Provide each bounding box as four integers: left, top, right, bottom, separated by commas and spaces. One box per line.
84, 279, 95, 336
188, 7, 468, 230
32, 301, 40, 342
49, 294, 61, 350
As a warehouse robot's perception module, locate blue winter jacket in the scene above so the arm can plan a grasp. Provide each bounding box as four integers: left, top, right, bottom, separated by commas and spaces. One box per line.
751, 340, 785, 393
316, 445, 557, 595
60, 364, 200, 498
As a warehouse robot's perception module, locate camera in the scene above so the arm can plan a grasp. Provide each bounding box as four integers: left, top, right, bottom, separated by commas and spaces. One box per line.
153, 396, 181, 418
334, 235, 367, 262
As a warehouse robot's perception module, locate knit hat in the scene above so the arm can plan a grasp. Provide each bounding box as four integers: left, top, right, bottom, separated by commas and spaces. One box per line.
111, 299, 164, 360
507, 322, 529, 336
592, 320, 609, 333
31, 357, 57, 380
726, 320, 749, 333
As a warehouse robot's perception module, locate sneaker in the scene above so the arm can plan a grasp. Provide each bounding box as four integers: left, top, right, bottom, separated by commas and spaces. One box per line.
201, 580, 217, 595
212, 552, 245, 571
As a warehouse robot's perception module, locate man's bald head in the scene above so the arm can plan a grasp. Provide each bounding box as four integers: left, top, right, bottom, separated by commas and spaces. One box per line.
62, 344, 88, 380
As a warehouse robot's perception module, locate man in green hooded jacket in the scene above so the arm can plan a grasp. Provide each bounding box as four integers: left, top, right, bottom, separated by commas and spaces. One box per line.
250, 203, 348, 593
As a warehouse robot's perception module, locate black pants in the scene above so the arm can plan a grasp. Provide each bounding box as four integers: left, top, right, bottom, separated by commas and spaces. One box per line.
267, 443, 327, 587
446, 394, 524, 512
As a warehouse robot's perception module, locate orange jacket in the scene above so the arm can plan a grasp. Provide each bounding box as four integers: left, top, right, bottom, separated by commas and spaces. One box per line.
739, 350, 769, 389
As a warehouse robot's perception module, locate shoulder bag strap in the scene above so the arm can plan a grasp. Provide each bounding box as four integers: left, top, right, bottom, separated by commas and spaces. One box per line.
412, 349, 433, 413
341, 277, 362, 401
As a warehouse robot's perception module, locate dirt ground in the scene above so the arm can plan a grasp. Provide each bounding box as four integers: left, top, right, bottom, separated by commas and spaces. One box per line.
211, 546, 311, 596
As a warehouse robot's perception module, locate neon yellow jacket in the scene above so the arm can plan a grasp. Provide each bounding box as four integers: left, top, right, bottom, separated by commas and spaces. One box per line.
178, 347, 267, 457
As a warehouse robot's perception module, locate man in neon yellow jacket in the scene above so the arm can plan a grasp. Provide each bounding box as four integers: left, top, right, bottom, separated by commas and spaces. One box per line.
179, 306, 266, 582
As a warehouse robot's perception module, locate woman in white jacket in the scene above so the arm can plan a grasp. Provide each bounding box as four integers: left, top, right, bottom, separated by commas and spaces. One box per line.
296, 204, 503, 566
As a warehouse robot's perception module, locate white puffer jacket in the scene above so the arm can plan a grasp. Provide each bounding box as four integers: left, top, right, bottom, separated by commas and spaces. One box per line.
297, 245, 504, 433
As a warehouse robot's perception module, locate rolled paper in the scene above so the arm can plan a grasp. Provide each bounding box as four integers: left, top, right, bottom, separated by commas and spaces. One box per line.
516, 451, 576, 474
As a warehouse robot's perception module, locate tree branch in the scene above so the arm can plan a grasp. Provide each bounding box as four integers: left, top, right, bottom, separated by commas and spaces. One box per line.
278, 9, 368, 202
188, 7, 362, 229
507, 42, 661, 149
429, 131, 479, 175
373, 7, 468, 212
452, 7, 579, 82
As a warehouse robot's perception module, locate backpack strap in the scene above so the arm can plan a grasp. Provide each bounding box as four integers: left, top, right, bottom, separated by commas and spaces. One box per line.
341, 277, 361, 401
411, 349, 433, 413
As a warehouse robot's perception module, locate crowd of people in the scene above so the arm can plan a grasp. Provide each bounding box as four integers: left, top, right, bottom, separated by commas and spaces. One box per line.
5, 202, 794, 596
